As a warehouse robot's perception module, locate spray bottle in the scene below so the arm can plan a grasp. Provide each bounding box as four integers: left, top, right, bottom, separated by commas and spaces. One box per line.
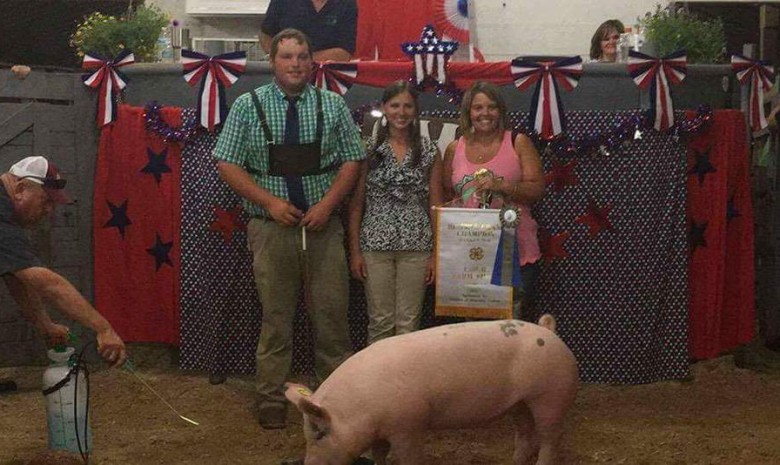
42, 335, 92, 455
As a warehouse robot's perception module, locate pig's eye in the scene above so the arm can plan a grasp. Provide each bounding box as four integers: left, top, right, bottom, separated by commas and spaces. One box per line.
311, 426, 329, 441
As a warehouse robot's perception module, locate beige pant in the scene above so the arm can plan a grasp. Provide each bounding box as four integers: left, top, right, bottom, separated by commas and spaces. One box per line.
247, 217, 352, 407
363, 250, 430, 344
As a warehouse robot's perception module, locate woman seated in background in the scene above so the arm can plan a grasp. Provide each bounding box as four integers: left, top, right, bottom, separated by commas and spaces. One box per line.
589, 19, 625, 63
348, 80, 443, 344
441, 81, 545, 319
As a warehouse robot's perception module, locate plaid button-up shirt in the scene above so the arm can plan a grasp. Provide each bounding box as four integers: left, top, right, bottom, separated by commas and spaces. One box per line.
213, 82, 365, 217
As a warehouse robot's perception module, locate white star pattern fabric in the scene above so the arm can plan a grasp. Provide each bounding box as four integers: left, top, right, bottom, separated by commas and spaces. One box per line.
180, 109, 261, 374
526, 110, 689, 383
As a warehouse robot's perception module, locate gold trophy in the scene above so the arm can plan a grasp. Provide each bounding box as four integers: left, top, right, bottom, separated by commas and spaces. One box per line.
473, 168, 494, 209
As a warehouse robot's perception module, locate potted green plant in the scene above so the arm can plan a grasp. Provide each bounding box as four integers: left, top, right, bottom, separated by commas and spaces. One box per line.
640, 4, 726, 64
70, 4, 169, 62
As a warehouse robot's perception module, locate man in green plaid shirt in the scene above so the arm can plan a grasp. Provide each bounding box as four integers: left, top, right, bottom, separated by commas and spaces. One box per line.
213, 28, 365, 430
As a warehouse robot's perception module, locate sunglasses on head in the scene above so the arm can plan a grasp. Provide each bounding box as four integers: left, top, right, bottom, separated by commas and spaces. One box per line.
20, 175, 67, 189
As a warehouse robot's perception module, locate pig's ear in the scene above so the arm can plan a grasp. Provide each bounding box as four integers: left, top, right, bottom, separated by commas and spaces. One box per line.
284, 382, 331, 423
284, 382, 314, 406
299, 396, 331, 424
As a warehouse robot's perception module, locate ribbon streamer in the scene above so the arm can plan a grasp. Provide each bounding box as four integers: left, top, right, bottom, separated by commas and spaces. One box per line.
181, 50, 247, 131
491, 227, 522, 288
82, 50, 135, 127
311, 62, 358, 95
511, 56, 583, 140
731, 54, 775, 132
628, 49, 687, 131
402, 24, 459, 86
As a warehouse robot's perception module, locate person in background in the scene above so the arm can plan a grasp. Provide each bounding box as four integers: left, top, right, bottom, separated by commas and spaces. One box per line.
260, 0, 357, 62
589, 19, 625, 63
214, 28, 365, 429
442, 81, 545, 319
348, 81, 443, 344
0, 156, 127, 387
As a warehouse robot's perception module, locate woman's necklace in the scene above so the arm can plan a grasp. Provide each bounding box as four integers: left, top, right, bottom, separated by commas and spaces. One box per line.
471, 137, 499, 163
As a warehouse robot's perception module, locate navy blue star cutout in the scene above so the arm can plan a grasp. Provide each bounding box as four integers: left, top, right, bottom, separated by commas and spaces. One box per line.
687, 146, 716, 185
146, 233, 173, 271
726, 197, 741, 222
141, 148, 172, 185
103, 200, 131, 237
689, 221, 708, 252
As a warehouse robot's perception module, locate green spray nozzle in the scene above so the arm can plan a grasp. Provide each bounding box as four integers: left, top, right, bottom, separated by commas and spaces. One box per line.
52, 332, 79, 353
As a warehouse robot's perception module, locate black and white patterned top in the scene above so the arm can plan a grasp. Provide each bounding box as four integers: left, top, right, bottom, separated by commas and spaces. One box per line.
359, 136, 438, 252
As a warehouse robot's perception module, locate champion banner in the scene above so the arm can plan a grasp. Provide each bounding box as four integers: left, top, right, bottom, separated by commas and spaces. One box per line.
435, 207, 513, 319
94, 108, 752, 383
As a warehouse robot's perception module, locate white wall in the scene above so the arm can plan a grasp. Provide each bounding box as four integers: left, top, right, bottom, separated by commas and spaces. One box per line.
149, 0, 264, 41
469, 0, 669, 61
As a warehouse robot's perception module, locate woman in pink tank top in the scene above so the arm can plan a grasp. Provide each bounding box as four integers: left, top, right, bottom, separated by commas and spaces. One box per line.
442, 81, 545, 319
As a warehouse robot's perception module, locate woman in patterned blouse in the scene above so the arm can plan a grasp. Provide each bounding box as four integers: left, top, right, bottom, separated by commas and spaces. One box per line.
348, 80, 443, 344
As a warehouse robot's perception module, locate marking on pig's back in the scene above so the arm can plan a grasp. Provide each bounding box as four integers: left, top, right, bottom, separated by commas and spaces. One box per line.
500, 321, 520, 337
536, 338, 545, 346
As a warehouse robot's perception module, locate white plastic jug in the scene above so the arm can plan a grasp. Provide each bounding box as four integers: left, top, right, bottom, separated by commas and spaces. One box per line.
42, 347, 92, 453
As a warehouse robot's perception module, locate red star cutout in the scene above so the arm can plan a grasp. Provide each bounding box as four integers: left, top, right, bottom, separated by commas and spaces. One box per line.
539, 229, 572, 261
575, 199, 613, 238
208, 205, 246, 244
545, 158, 579, 193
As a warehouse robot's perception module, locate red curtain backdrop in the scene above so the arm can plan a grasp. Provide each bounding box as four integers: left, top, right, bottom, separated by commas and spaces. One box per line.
686, 110, 754, 359
93, 105, 182, 344
356, 0, 434, 60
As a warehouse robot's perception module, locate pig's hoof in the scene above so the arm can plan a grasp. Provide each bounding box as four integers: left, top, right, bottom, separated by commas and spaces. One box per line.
208, 373, 227, 385
280, 459, 304, 465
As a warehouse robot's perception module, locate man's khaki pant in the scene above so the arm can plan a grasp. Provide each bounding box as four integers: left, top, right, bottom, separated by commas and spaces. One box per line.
247, 217, 352, 407
363, 250, 429, 344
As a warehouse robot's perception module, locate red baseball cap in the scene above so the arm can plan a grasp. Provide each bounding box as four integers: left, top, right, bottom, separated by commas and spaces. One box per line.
9, 156, 73, 204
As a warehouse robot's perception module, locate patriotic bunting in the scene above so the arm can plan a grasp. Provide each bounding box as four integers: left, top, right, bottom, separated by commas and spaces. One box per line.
402, 25, 459, 86
81, 49, 135, 127
311, 62, 358, 95
731, 54, 775, 132
628, 49, 687, 131
510, 56, 583, 139
181, 50, 247, 131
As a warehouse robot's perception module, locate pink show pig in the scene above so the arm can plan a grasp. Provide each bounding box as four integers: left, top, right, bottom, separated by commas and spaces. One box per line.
285, 315, 579, 465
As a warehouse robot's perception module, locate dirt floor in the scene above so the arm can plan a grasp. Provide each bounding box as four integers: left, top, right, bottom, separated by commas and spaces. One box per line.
2, 342, 780, 465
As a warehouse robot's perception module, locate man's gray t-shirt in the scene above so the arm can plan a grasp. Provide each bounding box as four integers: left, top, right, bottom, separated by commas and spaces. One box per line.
0, 187, 42, 276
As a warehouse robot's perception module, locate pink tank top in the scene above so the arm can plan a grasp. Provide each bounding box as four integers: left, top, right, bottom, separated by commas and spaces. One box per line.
450, 131, 541, 265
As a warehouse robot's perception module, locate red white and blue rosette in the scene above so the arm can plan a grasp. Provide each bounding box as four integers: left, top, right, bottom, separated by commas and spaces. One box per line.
311, 62, 358, 96
81, 50, 135, 127
510, 56, 583, 140
181, 50, 247, 131
731, 54, 775, 132
628, 49, 687, 132
433, 0, 470, 43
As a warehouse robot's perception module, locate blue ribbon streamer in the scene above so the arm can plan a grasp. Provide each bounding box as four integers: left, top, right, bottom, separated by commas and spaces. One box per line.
491, 227, 522, 287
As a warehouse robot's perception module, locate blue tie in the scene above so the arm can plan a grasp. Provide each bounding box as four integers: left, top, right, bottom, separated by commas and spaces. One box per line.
283, 95, 308, 211
284, 95, 300, 144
